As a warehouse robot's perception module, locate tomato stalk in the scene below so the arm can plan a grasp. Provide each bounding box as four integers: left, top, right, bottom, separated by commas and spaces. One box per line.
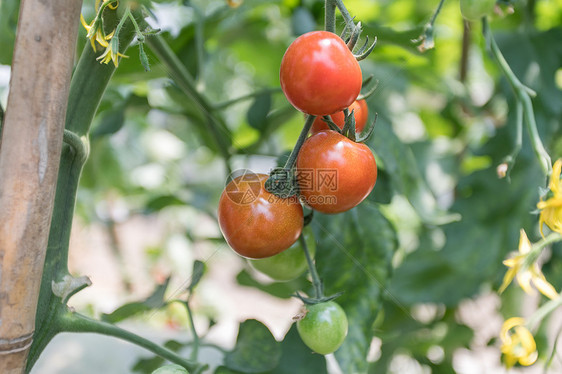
300, 233, 324, 299
144, 34, 233, 176
482, 18, 552, 177
265, 115, 315, 197
325, 0, 337, 33
57, 309, 205, 372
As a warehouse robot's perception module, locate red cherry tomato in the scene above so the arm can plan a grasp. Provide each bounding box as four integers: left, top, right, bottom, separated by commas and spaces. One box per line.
218, 173, 304, 259
280, 31, 362, 116
296, 130, 377, 214
310, 99, 368, 134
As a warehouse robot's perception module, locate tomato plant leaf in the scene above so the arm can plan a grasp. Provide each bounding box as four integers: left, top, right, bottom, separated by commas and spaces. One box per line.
247, 92, 271, 131
313, 202, 397, 374
368, 118, 460, 225
90, 106, 126, 138
0, 0, 19, 65
224, 319, 282, 373
101, 277, 171, 323
270, 324, 327, 374
235, 269, 305, 299
187, 260, 205, 293
132, 340, 185, 374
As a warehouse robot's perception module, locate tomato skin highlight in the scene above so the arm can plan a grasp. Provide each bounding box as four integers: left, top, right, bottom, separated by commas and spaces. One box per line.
248, 227, 316, 281
297, 301, 348, 355
280, 31, 362, 116
296, 130, 377, 214
310, 99, 368, 134
218, 173, 304, 259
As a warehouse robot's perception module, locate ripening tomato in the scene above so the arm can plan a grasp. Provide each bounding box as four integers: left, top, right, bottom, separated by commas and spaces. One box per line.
218, 173, 304, 259
460, 0, 496, 21
310, 99, 368, 135
248, 227, 316, 281
297, 301, 348, 355
280, 31, 362, 116
296, 130, 377, 214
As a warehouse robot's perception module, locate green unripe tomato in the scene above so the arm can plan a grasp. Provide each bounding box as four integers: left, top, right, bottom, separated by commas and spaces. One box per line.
248, 227, 316, 282
151, 364, 189, 374
460, 0, 496, 21
296, 301, 348, 355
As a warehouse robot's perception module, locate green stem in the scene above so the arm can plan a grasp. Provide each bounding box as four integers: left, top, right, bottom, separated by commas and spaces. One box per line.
483, 18, 551, 176
325, 0, 336, 33
524, 233, 562, 268
66, 13, 139, 135
144, 34, 232, 174
334, 0, 354, 25
30, 8, 144, 370
527, 292, 562, 331
282, 115, 315, 170
300, 234, 323, 299
501, 101, 523, 178
214, 88, 282, 110
429, 0, 446, 26
184, 300, 200, 362
59, 311, 202, 372
192, 5, 206, 87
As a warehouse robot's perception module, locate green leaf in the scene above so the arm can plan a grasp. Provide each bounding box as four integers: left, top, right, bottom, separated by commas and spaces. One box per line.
235, 268, 304, 299
369, 118, 460, 225
91, 106, 126, 138
132, 340, 185, 374
0, 0, 19, 65
390, 151, 543, 306
102, 277, 171, 323
247, 92, 271, 131
145, 195, 186, 213
313, 202, 397, 374
270, 324, 327, 374
224, 319, 282, 373
187, 260, 205, 293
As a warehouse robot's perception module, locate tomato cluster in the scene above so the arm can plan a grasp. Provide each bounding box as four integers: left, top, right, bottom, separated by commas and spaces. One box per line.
217, 29, 378, 356
281, 31, 377, 214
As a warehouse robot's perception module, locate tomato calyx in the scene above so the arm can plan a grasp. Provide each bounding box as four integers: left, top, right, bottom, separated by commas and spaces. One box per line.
265, 167, 299, 198
293, 290, 344, 306
319, 109, 377, 143
341, 21, 377, 61
357, 75, 379, 101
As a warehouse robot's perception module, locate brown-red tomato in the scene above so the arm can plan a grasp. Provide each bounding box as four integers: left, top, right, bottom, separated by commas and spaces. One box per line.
280, 31, 362, 116
218, 173, 304, 259
296, 130, 377, 214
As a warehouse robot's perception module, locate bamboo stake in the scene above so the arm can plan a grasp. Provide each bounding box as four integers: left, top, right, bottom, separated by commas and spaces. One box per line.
0, 0, 82, 372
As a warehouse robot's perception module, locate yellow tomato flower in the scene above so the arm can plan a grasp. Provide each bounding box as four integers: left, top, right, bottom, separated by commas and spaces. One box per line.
537, 159, 562, 236
96, 38, 128, 67
500, 317, 538, 368
499, 229, 559, 300
80, 0, 120, 52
